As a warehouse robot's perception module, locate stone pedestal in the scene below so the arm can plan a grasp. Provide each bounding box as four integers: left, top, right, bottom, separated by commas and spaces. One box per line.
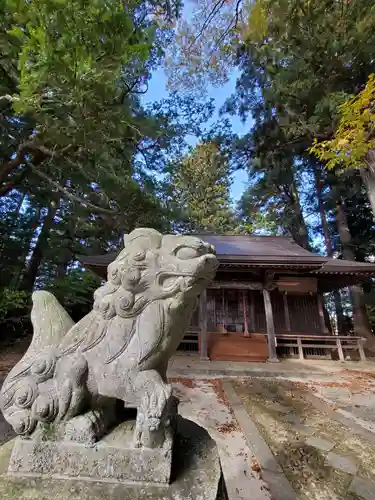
8, 418, 173, 485
0, 417, 225, 500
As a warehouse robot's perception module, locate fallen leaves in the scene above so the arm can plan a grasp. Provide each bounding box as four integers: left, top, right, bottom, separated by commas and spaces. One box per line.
216, 420, 240, 434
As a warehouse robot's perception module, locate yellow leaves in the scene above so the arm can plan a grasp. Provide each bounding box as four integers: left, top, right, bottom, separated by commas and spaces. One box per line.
337, 138, 349, 147
244, 0, 268, 43
310, 73, 375, 171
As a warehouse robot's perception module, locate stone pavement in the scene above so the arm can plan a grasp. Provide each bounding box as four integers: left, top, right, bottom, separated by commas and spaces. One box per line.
223, 380, 298, 500
306, 370, 375, 435
170, 378, 271, 500
228, 375, 375, 500
170, 360, 375, 500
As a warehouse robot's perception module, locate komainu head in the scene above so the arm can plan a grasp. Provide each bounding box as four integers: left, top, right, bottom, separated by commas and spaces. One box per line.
93, 229, 219, 319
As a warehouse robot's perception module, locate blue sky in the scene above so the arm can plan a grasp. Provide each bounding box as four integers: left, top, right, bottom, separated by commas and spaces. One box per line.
143, 67, 252, 203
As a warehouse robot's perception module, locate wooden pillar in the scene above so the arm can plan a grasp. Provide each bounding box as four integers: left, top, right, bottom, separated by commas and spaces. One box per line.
236, 290, 242, 332
263, 288, 279, 362
336, 337, 345, 362
283, 292, 291, 332
224, 289, 228, 329
243, 290, 249, 337
297, 337, 304, 360
213, 291, 216, 329
358, 339, 366, 361
199, 289, 208, 359
250, 291, 255, 333
221, 289, 227, 332
317, 293, 327, 334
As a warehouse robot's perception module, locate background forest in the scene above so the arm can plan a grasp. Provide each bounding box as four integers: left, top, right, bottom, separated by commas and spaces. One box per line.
1, 0, 375, 341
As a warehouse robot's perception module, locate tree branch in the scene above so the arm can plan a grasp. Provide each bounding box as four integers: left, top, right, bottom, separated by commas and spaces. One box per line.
210, 0, 243, 55
0, 166, 30, 196
0, 139, 46, 185
27, 162, 118, 215
188, 0, 228, 49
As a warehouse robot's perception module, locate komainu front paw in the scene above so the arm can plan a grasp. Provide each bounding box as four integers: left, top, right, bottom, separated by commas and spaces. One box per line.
133, 370, 174, 448
142, 381, 172, 431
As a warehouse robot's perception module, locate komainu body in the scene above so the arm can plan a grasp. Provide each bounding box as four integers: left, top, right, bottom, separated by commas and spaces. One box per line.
0, 228, 218, 448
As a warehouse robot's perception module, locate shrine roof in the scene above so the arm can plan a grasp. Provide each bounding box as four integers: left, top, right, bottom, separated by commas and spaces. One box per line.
313, 257, 375, 275
192, 235, 325, 266
78, 234, 375, 278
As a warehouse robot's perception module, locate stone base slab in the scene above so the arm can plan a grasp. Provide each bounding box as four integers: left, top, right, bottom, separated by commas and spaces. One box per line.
8, 418, 172, 485
0, 417, 226, 500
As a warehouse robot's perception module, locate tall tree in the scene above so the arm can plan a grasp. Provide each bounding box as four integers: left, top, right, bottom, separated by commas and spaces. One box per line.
335, 198, 374, 345
311, 74, 375, 218
238, 119, 310, 247
0, 0, 180, 209
166, 141, 236, 233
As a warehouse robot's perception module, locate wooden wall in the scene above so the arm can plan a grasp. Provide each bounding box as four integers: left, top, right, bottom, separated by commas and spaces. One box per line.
270, 291, 321, 334
190, 288, 322, 335
270, 291, 287, 333
287, 294, 321, 333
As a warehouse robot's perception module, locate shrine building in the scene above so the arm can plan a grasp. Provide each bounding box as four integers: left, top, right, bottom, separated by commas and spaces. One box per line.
80, 235, 375, 362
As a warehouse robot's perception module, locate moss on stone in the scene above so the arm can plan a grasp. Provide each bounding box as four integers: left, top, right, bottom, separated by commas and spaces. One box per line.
38, 423, 57, 441
0, 417, 224, 500
0, 440, 13, 475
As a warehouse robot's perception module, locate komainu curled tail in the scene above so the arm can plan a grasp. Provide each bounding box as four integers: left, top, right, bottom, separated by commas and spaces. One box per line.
0, 291, 87, 435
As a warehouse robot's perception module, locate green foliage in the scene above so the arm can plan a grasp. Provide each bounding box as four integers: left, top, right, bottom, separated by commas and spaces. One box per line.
0, 0, 202, 339
243, 0, 268, 43
0, 0, 181, 213
2, 0, 375, 341
228, 0, 375, 247
239, 0, 375, 140
0, 192, 38, 286
0, 287, 30, 336
167, 0, 375, 249
166, 0, 375, 333
238, 182, 289, 236
166, 141, 237, 233
310, 74, 375, 170
236, 211, 283, 236
10, 0, 147, 155
0, 288, 29, 323
45, 268, 101, 320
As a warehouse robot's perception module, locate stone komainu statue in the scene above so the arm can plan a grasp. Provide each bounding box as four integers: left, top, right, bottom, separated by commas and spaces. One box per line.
0, 229, 218, 448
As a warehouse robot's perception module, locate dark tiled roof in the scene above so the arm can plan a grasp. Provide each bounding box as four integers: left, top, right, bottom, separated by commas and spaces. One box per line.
78, 234, 375, 277
313, 258, 375, 275
192, 234, 325, 265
